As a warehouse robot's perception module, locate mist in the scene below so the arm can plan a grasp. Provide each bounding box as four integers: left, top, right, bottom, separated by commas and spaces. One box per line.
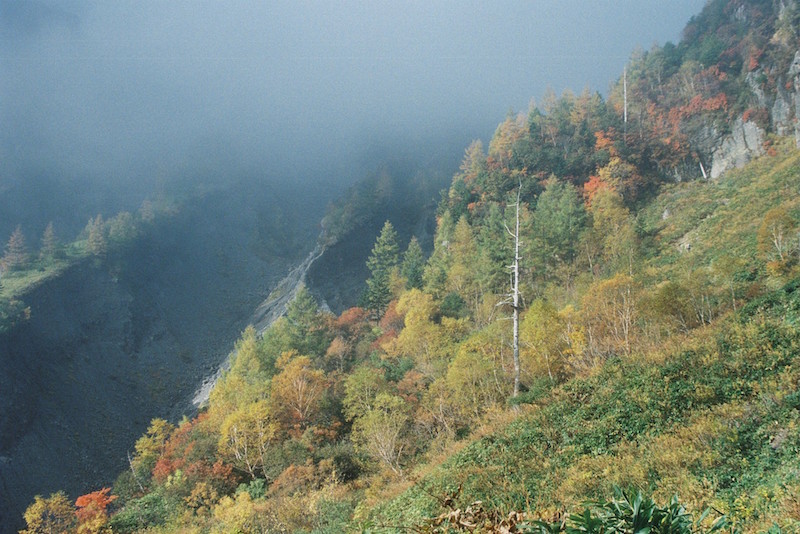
1, 0, 706, 237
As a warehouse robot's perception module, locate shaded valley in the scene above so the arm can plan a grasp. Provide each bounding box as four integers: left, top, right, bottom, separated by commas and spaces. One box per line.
0, 184, 321, 532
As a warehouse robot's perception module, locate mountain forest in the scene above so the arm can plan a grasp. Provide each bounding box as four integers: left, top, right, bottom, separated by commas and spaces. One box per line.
9, 0, 800, 532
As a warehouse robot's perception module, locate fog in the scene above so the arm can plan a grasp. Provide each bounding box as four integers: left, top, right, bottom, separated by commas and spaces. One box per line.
1, 0, 706, 237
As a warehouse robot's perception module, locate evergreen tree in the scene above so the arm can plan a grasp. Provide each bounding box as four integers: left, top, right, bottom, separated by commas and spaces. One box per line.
423, 210, 455, 298
3, 225, 28, 271
401, 236, 425, 290
528, 177, 586, 280
286, 284, 328, 356
364, 221, 400, 317
86, 215, 108, 258
447, 215, 480, 308
40, 221, 60, 261
477, 203, 510, 295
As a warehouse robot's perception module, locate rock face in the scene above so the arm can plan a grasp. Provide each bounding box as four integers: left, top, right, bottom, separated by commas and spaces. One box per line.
698, 46, 800, 181
789, 50, 800, 146
0, 189, 313, 533
710, 117, 766, 179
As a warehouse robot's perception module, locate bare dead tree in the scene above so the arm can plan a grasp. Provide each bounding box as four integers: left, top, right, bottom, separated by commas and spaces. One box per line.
503, 180, 523, 398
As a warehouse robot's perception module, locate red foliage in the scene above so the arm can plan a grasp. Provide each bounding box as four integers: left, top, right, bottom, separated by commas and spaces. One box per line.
75, 487, 117, 523
379, 300, 404, 334
335, 307, 369, 333
148, 412, 238, 493
152, 457, 177, 482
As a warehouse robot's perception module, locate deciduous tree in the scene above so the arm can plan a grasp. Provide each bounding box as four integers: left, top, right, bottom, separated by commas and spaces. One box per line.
520, 299, 570, 384
218, 399, 277, 480
758, 207, 797, 274
21, 492, 74, 534
351, 393, 410, 475
75, 487, 117, 534
342, 365, 388, 421
582, 273, 638, 357
270, 353, 327, 433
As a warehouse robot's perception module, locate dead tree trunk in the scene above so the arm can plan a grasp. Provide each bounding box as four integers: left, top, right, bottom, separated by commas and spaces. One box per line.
505, 181, 523, 397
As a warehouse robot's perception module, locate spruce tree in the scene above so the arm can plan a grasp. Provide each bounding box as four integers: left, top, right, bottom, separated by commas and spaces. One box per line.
3, 225, 28, 271
364, 221, 399, 317
401, 236, 425, 290
86, 215, 108, 257
422, 210, 455, 298
40, 222, 59, 261
477, 203, 510, 295
286, 285, 326, 356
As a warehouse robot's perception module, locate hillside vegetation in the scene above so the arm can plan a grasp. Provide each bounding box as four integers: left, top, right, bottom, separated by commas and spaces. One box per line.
18, 0, 800, 532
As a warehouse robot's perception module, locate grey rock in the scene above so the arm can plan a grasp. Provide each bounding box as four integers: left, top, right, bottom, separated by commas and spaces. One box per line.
772, 90, 792, 136
710, 117, 765, 179
746, 70, 767, 108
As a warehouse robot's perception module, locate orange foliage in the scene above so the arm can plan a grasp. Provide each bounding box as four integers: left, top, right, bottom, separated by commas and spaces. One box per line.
583, 175, 610, 206
270, 461, 319, 497
748, 48, 763, 71
149, 413, 238, 493
335, 307, 369, 333
594, 129, 618, 157
372, 329, 398, 351
397, 369, 427, 408
75, 487, 116, 529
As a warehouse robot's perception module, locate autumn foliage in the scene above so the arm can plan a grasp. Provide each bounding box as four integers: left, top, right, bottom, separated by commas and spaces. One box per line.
23, 1, 800, 532
75, 488, 116, 533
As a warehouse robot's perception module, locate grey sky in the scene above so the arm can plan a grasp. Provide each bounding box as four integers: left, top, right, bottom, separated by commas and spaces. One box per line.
1, 0, 707, 212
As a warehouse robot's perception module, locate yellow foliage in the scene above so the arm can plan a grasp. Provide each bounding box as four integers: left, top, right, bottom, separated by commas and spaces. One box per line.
22, 492, 75, 534
558, 443, 647, 507
211, 492, 278, 534
445, 346, 504, 421
184, 482, 219, 516
386, 289, 464, 378
520, 300, 569, 384
218, 399, 277, 480
581, 273, 638, 357
270, 354, 327, 432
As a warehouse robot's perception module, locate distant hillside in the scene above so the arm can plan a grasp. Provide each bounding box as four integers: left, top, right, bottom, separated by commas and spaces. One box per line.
15, 2, 800, 533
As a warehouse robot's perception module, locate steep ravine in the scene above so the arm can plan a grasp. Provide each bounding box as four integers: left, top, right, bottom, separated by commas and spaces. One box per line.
0, 188, 316, 533
191, 243, 327, 408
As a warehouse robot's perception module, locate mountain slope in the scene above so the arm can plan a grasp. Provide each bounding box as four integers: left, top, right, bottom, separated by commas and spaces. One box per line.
14, 1, 800, 533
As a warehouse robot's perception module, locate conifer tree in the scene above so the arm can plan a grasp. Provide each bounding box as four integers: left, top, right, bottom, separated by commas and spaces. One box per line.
477, 203, 510, 294
40, 221, 59, 261
364, 221, 400, 317
3, 225, 28, 271
529, 178, 586, 280
423, 211, 455, 298
86, 215, 108, 257
401, 236, 425, 290
286, 285, 327, 356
